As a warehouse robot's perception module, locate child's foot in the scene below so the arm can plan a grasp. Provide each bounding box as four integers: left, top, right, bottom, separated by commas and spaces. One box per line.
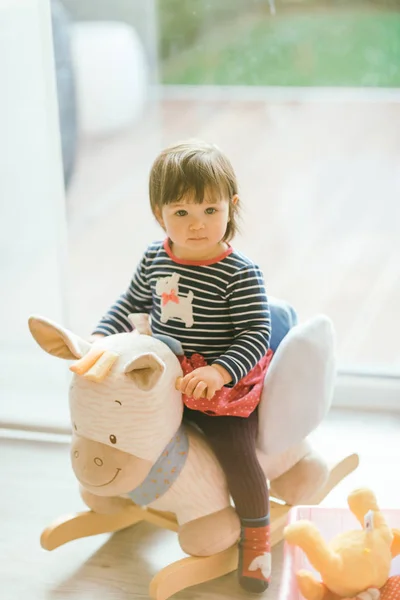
238, 515, 271, 593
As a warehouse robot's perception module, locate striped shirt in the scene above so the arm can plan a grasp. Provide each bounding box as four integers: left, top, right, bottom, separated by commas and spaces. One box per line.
93, 239, 271, 386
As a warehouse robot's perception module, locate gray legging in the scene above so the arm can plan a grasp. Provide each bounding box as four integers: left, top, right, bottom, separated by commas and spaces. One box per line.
184, 405, 268, 519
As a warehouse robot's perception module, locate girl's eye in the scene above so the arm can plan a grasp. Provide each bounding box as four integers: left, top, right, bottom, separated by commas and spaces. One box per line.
175, 210, 187, 217
205, 207, 217, 215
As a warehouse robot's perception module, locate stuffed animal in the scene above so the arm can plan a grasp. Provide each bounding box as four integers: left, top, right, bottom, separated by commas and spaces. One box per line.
283, 488, 400, 600
28, 311, 342, 559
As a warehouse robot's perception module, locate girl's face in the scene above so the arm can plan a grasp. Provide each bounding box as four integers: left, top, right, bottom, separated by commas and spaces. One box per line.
157, 189, 238, 260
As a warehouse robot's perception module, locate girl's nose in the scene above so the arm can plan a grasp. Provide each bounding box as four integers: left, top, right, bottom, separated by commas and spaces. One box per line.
189, 218, 204, 231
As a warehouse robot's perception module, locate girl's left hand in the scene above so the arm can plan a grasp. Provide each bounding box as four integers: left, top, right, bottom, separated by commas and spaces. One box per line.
176, 366, 226, 400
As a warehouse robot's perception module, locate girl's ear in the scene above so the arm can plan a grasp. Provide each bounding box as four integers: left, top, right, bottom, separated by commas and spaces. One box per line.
228, 195, 239, 222
154, 207, 165, 228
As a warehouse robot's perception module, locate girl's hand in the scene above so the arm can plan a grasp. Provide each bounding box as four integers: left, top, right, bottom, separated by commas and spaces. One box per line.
176, 366, 227, 400
350, 590, 380, 600
89, 333, 106, 343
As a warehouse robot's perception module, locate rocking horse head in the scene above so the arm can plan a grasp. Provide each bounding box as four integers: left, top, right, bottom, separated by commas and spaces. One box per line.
28, 314, 184, 497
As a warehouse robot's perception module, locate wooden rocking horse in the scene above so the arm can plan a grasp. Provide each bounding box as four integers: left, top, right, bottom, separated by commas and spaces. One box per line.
28, 312, 359, 599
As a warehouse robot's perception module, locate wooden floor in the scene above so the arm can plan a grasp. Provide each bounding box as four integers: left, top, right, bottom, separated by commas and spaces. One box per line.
65, 96, 400, 371
1, 408, 400, 599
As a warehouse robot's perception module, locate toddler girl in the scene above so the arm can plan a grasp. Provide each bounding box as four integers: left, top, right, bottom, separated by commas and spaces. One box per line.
93, 140, 274, 592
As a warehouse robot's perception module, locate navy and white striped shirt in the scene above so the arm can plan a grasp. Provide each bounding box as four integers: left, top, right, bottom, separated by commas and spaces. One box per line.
94, 239, 271, 386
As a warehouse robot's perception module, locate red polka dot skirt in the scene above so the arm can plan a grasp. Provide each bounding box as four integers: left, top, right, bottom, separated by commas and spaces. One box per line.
178, 349, 273, 417
380, 575, 400, 600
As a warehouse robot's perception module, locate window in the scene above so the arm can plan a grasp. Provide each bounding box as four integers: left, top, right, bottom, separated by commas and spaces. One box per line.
2, 0, 399, 430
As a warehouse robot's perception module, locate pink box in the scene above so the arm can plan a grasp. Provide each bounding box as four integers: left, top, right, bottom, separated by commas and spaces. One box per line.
279, 506, 400, 600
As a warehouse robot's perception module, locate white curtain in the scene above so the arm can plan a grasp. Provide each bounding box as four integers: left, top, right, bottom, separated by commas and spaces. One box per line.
0, 0, 70, 429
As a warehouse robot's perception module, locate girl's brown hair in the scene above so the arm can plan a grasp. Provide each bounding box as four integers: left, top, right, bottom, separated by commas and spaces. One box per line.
149, 139, 241, 242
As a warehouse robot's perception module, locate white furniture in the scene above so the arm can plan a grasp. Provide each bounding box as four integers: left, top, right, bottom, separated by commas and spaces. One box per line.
71, 21, 148, 136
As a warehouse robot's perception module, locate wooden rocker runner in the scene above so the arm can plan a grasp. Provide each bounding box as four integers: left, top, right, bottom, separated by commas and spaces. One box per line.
29, 312, 360, 599
41, 454, 359, 599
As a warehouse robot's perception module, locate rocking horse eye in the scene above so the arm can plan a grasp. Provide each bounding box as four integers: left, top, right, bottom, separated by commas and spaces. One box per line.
73, 422, 77, 431
74, 450, 79, 458
109, 434, 117, 444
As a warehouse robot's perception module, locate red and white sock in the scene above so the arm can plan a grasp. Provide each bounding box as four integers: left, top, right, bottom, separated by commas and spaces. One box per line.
238, 515, 271, 593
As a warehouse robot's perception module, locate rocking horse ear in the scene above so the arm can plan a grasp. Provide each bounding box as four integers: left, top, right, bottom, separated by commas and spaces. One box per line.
124, 352, 165, 390
28, 315, 91, 360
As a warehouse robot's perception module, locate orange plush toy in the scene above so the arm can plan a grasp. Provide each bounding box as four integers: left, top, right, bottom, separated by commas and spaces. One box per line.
283, 488, 400, 600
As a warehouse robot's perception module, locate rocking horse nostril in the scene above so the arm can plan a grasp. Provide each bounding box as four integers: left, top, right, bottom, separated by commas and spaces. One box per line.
94, 457, 103, 467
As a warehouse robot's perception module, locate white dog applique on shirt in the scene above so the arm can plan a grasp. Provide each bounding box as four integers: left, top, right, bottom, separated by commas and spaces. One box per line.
155, 273, 194, 328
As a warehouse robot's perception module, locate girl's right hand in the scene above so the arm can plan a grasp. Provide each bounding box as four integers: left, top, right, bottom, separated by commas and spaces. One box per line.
89, 333, 106, 343
175, 376, 208, 399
